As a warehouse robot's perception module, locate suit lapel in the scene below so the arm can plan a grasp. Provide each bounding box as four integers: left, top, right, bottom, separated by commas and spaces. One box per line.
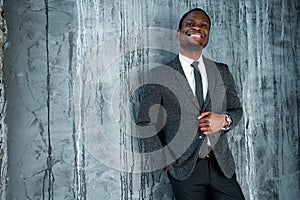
203, 56, 226, 113
168, 56, 226, 112
202, 57, 215, 111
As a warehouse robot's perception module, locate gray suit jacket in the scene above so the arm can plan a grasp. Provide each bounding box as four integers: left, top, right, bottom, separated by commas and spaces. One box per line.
132, 56, 242, 180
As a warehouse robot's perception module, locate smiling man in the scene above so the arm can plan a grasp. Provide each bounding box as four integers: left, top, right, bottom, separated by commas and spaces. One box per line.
166, 8, 245, 200
133, 8, 244, 200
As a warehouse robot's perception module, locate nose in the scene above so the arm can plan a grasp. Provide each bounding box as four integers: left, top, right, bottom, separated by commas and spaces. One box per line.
191, 24, 202, 31
191, 26, 203, 34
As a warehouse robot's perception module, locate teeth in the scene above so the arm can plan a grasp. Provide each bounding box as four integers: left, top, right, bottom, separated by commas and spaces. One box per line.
191, 34, 201, 37
188, 33, 204, 38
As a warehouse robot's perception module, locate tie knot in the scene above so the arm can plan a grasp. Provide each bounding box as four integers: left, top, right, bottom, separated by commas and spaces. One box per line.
191, 61, 199, 70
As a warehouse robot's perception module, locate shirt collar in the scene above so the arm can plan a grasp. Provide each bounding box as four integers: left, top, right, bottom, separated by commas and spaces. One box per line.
179, 52, 204, 67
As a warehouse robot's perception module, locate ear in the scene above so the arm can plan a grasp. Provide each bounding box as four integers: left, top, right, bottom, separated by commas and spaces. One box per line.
176, 30, 181, 41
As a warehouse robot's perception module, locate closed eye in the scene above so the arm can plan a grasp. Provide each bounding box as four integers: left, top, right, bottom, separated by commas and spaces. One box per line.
200, 23, 209, 29
185, 21, 195, 27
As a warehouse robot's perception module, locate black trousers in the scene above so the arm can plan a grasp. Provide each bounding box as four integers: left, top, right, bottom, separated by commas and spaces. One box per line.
168, 153, 245, 200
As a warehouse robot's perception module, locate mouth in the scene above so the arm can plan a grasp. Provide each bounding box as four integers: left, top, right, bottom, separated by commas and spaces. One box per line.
186, 33, 205, 38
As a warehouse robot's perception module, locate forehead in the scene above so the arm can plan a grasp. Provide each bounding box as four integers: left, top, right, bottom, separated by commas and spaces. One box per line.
183, 11, 210, 23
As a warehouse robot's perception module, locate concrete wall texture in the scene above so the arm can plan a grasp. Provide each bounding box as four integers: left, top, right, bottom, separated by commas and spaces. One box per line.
0, 0, 4, 194
1, 0, 299, 199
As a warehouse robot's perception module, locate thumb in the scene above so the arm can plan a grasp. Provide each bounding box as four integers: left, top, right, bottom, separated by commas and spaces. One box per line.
198, 111, 211, 119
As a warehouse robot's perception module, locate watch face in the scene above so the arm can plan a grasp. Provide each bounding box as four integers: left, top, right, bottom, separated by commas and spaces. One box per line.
222, 114, 232, 131
225, 114, 232, 125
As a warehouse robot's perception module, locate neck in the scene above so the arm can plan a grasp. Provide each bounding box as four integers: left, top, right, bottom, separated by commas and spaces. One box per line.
180, 48, 202, 60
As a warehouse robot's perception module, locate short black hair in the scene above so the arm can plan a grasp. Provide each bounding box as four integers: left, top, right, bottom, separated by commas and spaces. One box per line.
178, 8, 211, 30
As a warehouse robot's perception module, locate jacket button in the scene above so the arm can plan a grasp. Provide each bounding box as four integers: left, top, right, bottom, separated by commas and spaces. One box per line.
199, 135, 203, 139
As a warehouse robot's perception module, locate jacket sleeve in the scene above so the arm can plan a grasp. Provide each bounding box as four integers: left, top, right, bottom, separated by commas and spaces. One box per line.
130, 74, 165, 153
220, 64, 243, 130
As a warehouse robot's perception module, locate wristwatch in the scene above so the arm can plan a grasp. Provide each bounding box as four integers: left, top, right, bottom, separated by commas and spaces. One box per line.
221, 114, 232, 131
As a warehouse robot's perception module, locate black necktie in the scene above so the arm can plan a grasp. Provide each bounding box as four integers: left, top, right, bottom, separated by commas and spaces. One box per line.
191, 61, 204, 108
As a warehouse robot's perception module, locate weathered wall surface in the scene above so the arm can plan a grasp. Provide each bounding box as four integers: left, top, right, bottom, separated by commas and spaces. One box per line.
0, 0, 4, 194
2, 0, 299, 199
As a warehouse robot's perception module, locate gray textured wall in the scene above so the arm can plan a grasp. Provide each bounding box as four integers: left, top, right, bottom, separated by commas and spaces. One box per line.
0, 0, 4, 194
2, 0, 299, 199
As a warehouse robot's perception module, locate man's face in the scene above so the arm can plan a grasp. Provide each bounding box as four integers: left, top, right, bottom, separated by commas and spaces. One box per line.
177, 11, 211, 50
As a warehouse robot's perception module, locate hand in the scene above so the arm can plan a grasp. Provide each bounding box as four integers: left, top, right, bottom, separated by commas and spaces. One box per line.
198, 112, 226, 135
164, 167, 169, 174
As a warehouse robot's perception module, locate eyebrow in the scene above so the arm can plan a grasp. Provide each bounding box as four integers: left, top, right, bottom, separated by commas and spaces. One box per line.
184, 19, 209, 23
184, 19, 210, 24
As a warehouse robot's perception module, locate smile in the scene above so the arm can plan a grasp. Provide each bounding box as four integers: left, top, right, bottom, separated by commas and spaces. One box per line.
187, 33, 205, 38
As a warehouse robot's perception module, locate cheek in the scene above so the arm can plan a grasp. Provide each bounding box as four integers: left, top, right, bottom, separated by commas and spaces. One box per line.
205, 31, 210, 37
176, 30, 187, 40
204, 33, 210, 41
180, 27, 189, 33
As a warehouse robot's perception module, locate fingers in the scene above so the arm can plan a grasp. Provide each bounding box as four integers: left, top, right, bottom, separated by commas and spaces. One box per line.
199, 123, 211, 135
198, 112, 211, 126
199, 116, 211, 135
198, 112, 225, 135
198, 111, 211, 120
198, 112, 211, 134
199, 118, 210, 127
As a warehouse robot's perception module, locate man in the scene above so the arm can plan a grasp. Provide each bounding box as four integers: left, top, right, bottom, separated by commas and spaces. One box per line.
132, 8, 244, 200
